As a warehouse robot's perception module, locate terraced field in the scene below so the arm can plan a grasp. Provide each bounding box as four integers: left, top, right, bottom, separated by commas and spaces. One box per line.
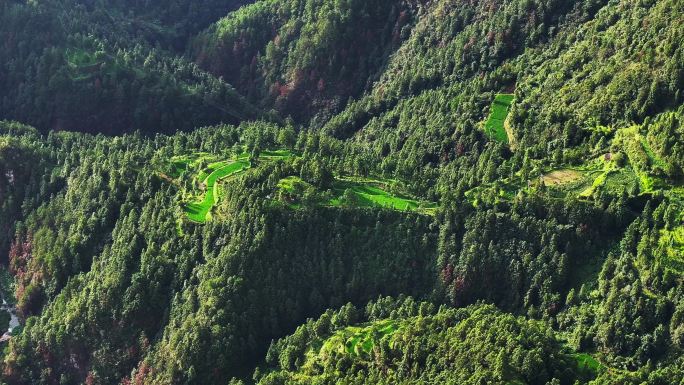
658, 228, 684, 272
541, 169, 583, 186
167, 150, 292, 223
319, 319, 399, 358
484, 93, 514, 143
330, 182, 430, 211
184, 160, 250, 223
276, 175, 438, 214
571, 353, 603, 377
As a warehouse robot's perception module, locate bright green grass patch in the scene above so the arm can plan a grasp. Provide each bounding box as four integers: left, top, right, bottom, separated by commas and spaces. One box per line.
657, 226, 684, 273
66, 48, 104, 69
169, 149, 295, 223
197, 160, 232, 182
277, 176, 304, 193
184, 160, 250, 223
276, 176, 438, 214
484, 94, 514, 143
579, 170, 611, 198
578, 156, 619, 198
170, 159, 190, 178
275, 176, 311, 210
639, 137, 668, 171
331, 184, 418, 210
613, 126, 668, 193
260, 149, 293, 159
330, 181, 437, 213
319, 319, 399, 359
571, 353, 603, 375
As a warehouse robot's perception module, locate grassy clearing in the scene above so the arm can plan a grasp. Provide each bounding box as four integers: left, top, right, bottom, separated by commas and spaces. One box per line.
614, 126, 667, 193
66, 48, 120, 82
184, 160, 250, 223
542, 169, 583, 186
657, 226, 684, 273
167, 149, 292, 223
578, 156, 620, 198
170, 159, 190, 178
465, 177, 527, 206
335, 178, 438, 213
170, 149, 435, 220
331, 183, 421, 211
276, 176, 438, 214
318, 319, 399, 359
277, 175, 305, 193
571, 353, 603, 376
260, 149, 293, 159
579, 170, 612, 198
484, 94, 514, 143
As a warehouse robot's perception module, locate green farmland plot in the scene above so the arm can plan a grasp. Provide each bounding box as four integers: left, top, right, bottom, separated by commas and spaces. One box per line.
657, 218, 684, 273
259, 149, 294, 159
166, 149, 294, 223
484, 94, 514, 143
275, 175, 438, 214
334, 177, 438, 213
571, 353, 603, 375
168, 148, 437, 222
318, 319, 400, 359
331, 182, 435, 212
184, 160, 250, 223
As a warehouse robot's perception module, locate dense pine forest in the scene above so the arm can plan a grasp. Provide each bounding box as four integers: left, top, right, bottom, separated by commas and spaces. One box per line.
0, 0, 683, 384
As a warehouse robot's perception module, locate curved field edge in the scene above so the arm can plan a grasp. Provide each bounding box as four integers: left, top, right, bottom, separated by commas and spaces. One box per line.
184, 160, 251, 223
484, 93, 515, 144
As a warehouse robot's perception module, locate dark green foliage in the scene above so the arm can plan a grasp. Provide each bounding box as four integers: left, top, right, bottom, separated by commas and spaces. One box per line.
258, 299, 582, 385
1, 0, 684, 384
0, 0, 259, 134
192, 0, 418, 125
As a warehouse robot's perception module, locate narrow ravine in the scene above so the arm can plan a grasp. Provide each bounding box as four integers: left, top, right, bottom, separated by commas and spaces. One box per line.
0, 299, 18, 342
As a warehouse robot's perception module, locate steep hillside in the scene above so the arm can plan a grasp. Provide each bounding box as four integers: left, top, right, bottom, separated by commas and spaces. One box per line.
258, 299, 588, 385
192, 0, 422, 125
0, 0, 683, 384
0, 0, 258, 134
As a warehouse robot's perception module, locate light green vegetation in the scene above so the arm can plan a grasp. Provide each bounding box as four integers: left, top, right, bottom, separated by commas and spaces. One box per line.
277, 176, 307, 193
334, 177, 438, 214
330, 182, 427, 211
578, 157, 616, 198
184, 160, 250, 223
167, 150, 293, 223
293, 318, 401, 375
465, 154, 628, 205
66, 48, 103, 75
571, 353, 603, 376
657, 223, 684, 273
260, 149, 293, 159
66, 49, 103, 69
276, 176, 438, 214
613, 126, 667, 193
484, 122, 677, 206
65, 48, 120, 83
484, 93, 514, 143
270, 318, 402, 383
168, 152, 215, 178
547, 154, 641, 200
319, 319, 399, 358
465, 178, 519, 206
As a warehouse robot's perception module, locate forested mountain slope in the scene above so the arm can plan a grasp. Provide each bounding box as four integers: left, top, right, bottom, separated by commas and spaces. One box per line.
191, 0, 422, 125
0, 0, 258, 134
0, 0, 683, 384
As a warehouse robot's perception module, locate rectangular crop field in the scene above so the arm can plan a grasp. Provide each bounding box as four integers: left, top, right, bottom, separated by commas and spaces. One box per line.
484, 94, 514, 143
